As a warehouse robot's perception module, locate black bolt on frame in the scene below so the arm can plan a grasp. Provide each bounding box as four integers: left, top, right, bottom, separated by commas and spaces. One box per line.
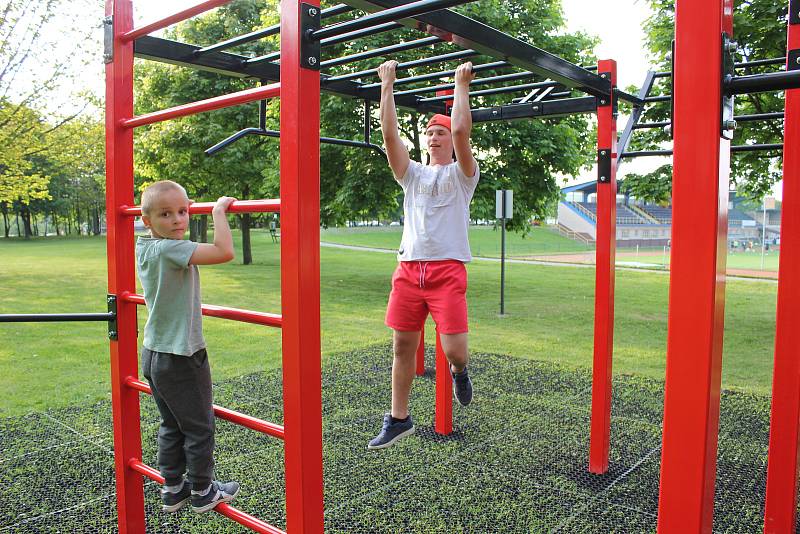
108, 294, 119, 340
301, 4, 322, 70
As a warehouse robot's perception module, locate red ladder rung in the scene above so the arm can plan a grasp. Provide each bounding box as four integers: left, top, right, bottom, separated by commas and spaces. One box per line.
124, 293, 282, 328
125, 377, 285, 440
122, 83, 281, 128
121, 0, 235, 42
128, 459, 286, 534
120, 199, 281, 216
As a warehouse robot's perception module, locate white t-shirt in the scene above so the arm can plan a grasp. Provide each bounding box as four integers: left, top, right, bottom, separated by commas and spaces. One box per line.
396, 160, 480, 262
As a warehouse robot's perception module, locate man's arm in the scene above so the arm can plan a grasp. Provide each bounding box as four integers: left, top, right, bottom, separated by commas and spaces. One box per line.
378, 60, 411, 180
451, 62, 477, 178
189, 196, 236, 265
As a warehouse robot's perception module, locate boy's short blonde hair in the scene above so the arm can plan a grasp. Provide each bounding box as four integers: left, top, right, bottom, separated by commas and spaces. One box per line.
140, 180, 188, 216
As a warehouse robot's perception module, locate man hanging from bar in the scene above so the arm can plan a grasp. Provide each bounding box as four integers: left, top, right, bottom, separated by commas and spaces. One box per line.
369, 60, 478, 449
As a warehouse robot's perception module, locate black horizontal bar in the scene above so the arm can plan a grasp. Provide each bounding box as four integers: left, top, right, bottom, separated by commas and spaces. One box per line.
653, 71, 671, 79
321, 35, 440, 68
246, 22, 403, 65
311, 0, 476, 41
394, 70, 537, 96
471, 96, 596, 122
615, 89, 644, 106
735, 58, 785, 69
342, 0, 611, 98
195, 4, 355, 56
205, 128, 387, 157
325, 49, 479, 82
633, 121, 670, 129
731, 143, 783, 153
644, 95, 671, 103
725, 70, 800, 95
735, 112, 784, 122
0, 313, 115, 323
362, 60, 510, 89
621, 144, 784, 159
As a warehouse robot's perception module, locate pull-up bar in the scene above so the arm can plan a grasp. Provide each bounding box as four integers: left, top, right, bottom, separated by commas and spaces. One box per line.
120, 199, 281, 216
123, 0, 233, 42
321, 35, 441, 68
123, 82, 280, 128
324, 49, 480, 82
309, 0, 476, 41
204, 127, 387, 157
195, 4, 354, 56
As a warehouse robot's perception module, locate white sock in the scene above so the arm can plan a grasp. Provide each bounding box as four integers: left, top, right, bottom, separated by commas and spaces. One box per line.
192, 483, 213, 496
163, 480, 185, 494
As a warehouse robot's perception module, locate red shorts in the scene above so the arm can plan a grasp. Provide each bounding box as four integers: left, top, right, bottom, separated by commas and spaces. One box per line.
385, 260, 468, 334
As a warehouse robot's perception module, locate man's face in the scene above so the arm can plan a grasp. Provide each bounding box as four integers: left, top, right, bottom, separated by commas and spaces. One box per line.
142, 188, 190, 239
425, 125, 453, 161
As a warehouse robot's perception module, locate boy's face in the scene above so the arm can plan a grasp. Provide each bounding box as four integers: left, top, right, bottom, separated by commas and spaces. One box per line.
142, 188, 190, 239
425, 125, 453, 161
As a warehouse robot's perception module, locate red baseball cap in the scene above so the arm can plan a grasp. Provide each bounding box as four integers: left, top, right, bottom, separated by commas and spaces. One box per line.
426, 114, 451, 131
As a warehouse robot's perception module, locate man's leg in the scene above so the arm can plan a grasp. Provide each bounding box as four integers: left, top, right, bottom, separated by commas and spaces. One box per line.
439, 332, 468, 373
391, 329, 422, 419
440, 332, 473, 407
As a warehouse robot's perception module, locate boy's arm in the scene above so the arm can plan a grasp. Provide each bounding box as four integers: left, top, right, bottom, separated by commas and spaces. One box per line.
451, 62, 477, 179
189, 197, 237, 265
378, 60, 411, 180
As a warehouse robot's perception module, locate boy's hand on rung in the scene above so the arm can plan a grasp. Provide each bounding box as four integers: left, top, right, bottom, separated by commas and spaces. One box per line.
213, 196, 237, 214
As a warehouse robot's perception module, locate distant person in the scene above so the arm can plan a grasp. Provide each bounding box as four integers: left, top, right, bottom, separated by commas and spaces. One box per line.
136, 180, 240, 513
368, 60, 479, 450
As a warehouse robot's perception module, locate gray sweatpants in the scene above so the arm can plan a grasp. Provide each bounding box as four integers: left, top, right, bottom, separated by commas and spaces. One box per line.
141, 347, 215, 489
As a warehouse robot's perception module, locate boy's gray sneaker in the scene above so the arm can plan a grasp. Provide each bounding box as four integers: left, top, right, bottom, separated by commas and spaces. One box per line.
367, 413, 415, 449
452, 367, 473, 406
191, 480, 240, 513
161, 481, 192, 512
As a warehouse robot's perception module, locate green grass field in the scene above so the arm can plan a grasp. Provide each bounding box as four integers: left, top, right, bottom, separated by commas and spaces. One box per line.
322, 225, 593, 256
619, 248, 780, 271
0, 230, 779, 417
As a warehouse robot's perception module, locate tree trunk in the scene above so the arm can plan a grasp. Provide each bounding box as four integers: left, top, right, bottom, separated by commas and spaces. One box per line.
200, 215, 208, 243
15, 211, 21, 237
240, 185, 252, 264
21, 205, 33, 239
1, 203, 9, 238
189, 217, 198, 241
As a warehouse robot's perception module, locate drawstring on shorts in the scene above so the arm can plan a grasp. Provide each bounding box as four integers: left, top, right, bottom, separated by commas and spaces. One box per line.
418, 261, 428, 288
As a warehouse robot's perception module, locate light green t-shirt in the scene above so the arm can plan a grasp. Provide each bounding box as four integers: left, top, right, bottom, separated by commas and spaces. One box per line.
136, 237, 204, 356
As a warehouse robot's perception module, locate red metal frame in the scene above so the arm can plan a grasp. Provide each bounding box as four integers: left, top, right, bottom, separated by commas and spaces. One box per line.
121, 199, 280, 216
588, 59, 617, 475
279, 0, 325, 531
656, 0, 732, 531
125, 377, 286, 439
123, 83, 280, 128
122, 0, 234, 42
105, 0, 324, 531
763, 10, 800, 533
105, 2, 145, 532
434, 330, 453, 434
128, 459, 285, 533
124, 293, 283, 328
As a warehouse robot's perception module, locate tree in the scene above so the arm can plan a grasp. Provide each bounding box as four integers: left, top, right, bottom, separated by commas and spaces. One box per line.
622, 0, 787, 202
133, 0, 598, 246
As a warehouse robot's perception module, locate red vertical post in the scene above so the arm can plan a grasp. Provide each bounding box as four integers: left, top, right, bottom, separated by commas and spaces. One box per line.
763, 8, 800, 533
416, 323, 425, 376
105, 1, 145, 532
589, 59, 617, 475
434, 330, 453, 434
280, 1, 324, 532
657, 0, 732, 532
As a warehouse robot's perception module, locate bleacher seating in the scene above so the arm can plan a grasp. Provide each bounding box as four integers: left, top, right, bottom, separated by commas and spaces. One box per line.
576, 202, 649, 225
641, 205, 672, 223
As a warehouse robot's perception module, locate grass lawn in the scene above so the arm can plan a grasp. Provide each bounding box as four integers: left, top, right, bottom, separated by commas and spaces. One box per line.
321, 225, 593, 256
622, 249, 780, 271
0, 231, 778, 417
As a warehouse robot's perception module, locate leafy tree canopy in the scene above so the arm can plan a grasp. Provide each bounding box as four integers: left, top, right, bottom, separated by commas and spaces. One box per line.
134, 0, 599, 231
622, 0, 787, 203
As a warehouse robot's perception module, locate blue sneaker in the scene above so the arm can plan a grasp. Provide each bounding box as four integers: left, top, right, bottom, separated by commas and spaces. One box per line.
161, 480, 192, 512
452, 367, 473, 406
191, 480, 240, 513
367, 413, 415, 449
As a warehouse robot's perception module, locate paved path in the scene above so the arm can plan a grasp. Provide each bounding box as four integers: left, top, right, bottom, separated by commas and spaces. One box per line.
320, 242, 777, 283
